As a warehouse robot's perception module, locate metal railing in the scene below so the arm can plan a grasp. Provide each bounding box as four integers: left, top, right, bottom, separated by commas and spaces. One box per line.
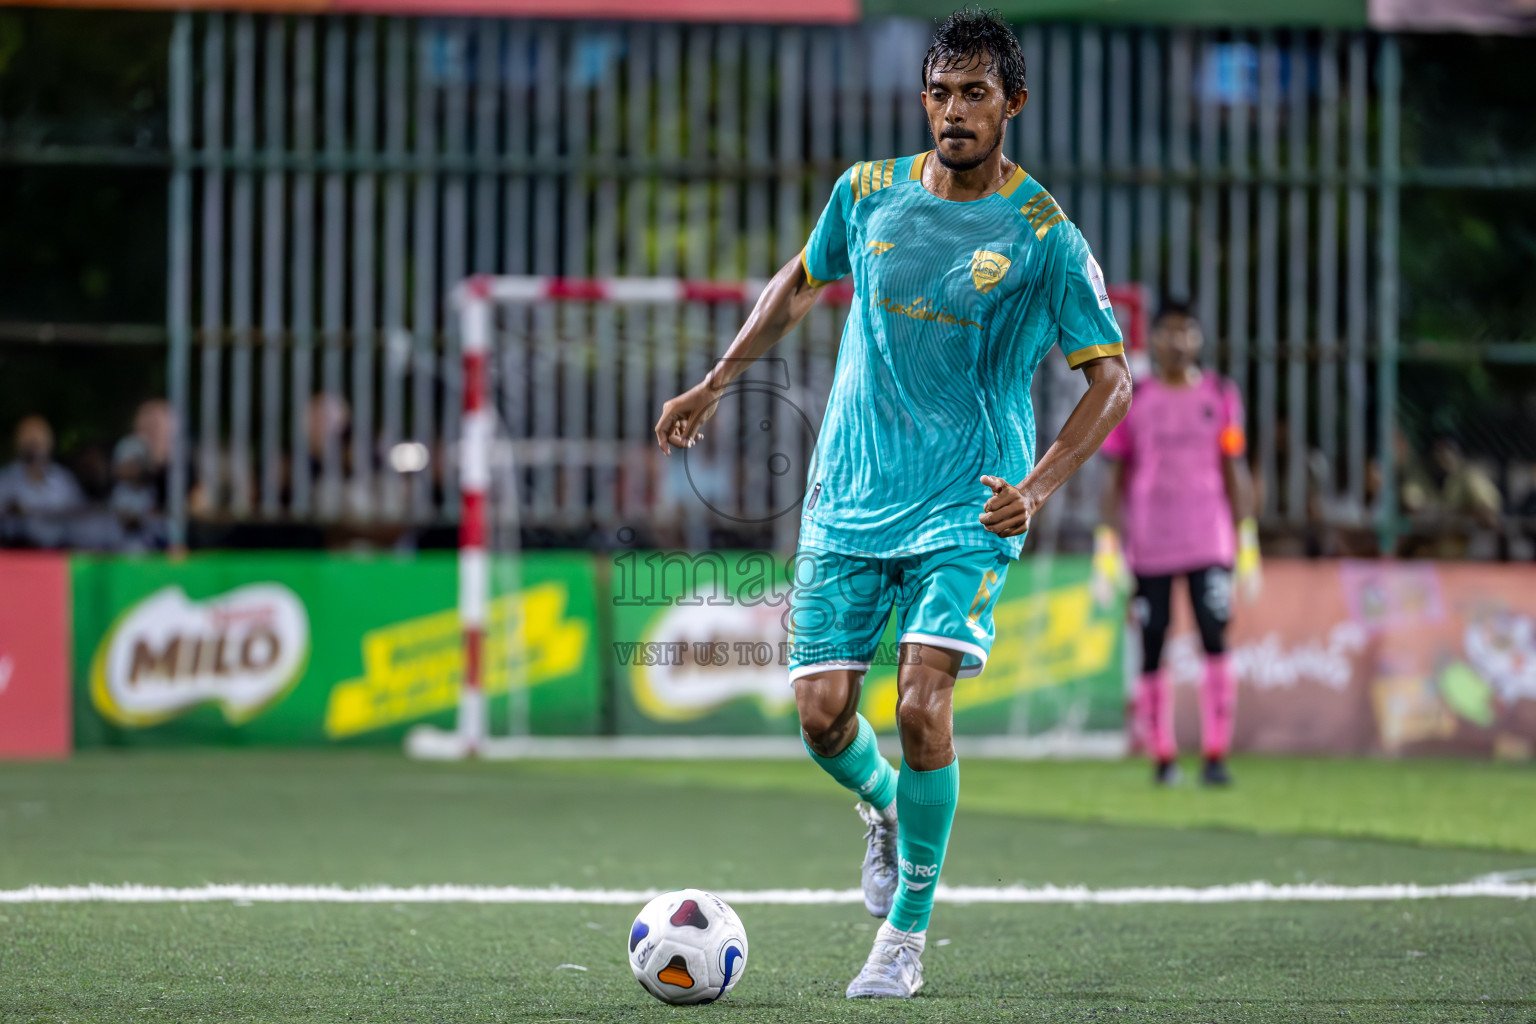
161, 14, 1405, 548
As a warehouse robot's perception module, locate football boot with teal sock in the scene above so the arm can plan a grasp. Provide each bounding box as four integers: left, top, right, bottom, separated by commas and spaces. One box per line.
803, 715, 900, 916
847, 758, 958, 999
846, 921, 925, 999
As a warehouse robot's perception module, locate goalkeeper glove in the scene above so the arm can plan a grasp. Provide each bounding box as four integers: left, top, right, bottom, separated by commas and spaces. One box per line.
1090, 525, 1131, 610
1235, 517, 1262, 603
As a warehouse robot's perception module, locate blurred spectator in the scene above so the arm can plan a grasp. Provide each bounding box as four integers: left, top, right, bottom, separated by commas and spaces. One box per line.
1303, 450, 1379, 558
129, 399, 174, 510
302, 392, 352, 515
0, 415, 85, 549
309, 393, 351, 465
107, 435, 166, 550
110, 436, 156, 517
1433, 437, 1502, 529
1432, 437, 1504, 559
72, 440, 114, 504
1395, 429, 1440, 518
1512, 462, 1536, 518
1510, 462, 1536, 561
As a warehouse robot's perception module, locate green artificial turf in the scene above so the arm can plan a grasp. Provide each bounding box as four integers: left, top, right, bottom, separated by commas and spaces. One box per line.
526, 755, 1536, 853
4, 901, 1534, 1023
1, 752, 1533, 1023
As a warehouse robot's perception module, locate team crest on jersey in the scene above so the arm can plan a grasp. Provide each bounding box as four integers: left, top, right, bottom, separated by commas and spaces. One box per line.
970, 250, 1011, 294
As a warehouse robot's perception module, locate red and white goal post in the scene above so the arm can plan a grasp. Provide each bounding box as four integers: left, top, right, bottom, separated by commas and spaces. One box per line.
404, 274, 1148, 760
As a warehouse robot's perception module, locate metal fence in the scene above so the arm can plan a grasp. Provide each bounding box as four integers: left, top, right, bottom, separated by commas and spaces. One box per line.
165, 13, 1402, 549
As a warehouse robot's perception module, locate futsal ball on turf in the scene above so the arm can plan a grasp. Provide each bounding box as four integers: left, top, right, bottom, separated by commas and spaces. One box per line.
628, 889, 748, 1005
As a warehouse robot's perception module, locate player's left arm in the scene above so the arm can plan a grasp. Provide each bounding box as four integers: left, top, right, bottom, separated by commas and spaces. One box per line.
1219, 386, 1262, 599
980, 353, 1132, 538
981, 226, 1132, 538
1223, 456, 1255, 523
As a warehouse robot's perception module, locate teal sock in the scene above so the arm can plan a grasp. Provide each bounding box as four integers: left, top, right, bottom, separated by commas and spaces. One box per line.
888, 757, 959, 933
802, 715, 898, 811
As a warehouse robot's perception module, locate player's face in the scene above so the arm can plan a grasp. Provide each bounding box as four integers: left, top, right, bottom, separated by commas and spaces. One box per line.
1151, 314, 1204, 370
921, 56, 1026, 172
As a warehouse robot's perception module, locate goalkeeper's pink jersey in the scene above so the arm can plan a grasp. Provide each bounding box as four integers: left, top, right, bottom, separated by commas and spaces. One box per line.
1100, 373, 1245, 576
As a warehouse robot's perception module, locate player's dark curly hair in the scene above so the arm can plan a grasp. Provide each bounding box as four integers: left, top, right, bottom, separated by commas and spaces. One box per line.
1155, 298, 1195, 325
923, 7, 1027, 101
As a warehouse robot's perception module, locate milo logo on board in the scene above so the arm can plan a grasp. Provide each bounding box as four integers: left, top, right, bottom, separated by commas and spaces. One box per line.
91, 584, 310, 727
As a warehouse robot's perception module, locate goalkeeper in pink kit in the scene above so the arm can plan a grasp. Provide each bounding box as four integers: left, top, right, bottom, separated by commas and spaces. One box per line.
1093, 301, 1261, 786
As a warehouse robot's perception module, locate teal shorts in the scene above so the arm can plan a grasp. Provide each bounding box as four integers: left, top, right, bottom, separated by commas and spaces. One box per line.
786, 547, 1013, 683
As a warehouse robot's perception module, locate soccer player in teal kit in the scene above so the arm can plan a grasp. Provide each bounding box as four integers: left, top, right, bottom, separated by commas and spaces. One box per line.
656, 9, 1131, 998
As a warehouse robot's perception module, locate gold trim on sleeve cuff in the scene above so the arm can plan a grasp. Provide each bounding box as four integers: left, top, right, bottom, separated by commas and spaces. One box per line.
1064, 341, 1125, 368
800, 249, 831, 289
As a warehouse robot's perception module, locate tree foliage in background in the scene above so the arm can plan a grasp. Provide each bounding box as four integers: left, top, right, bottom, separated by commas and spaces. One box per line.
0, 9, 168, 148
1396, 33, 1536, 459
1, 14, 1535, 462
0, 11, 170, 452
1400, 33, 1536, 345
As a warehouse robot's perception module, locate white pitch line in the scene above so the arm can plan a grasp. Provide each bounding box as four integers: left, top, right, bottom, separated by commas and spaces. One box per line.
0, 881, 1533, 905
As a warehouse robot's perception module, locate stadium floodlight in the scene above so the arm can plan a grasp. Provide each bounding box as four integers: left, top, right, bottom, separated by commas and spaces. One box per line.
405, 274, 1146, 761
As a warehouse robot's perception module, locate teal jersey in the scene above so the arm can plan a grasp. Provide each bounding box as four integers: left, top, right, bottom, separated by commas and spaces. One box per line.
797, 152, 1124, 560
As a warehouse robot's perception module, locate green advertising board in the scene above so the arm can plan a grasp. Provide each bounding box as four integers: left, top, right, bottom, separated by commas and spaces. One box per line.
607, 550, 1125, 737
71, 552, 601, 747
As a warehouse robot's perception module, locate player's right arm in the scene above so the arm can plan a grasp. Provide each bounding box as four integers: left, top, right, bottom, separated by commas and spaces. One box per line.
655, 168, 857, 454
653, 254, 822, 454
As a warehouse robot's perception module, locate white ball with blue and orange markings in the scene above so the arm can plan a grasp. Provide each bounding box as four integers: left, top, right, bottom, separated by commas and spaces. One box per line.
627, 889, 748, 1005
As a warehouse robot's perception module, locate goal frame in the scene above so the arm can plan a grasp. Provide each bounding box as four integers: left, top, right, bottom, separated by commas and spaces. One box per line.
405, 274, 1147, 760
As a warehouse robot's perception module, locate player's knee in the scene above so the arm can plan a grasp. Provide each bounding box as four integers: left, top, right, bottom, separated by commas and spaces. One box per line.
896, 694, 952, 771
1137, 599, 1170, 638
894, 687, 946, 743
795, 700, 844, 748
794, 675, 858, 753
1192, 570, 1233, 653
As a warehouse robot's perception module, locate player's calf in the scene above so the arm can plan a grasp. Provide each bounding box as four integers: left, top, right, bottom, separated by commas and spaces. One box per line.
796, 694, 902, 916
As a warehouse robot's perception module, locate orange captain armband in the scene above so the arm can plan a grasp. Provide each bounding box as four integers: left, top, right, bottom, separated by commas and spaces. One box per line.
1219, 423, 1247, 458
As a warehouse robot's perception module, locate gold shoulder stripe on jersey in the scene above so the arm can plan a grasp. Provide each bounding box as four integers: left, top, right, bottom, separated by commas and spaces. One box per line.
1021, 191, 1058, 226
851, 158, 897, 202
1019, 190, 1051, 217
1019, 188, 1067, 240
1032, 210, 1067, 240
910, 151, 930, 180
867, 240, 895, 255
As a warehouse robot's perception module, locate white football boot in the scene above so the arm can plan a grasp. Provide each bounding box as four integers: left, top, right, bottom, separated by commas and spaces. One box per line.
856, 801, 898, 917
845, 920, 925, 999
